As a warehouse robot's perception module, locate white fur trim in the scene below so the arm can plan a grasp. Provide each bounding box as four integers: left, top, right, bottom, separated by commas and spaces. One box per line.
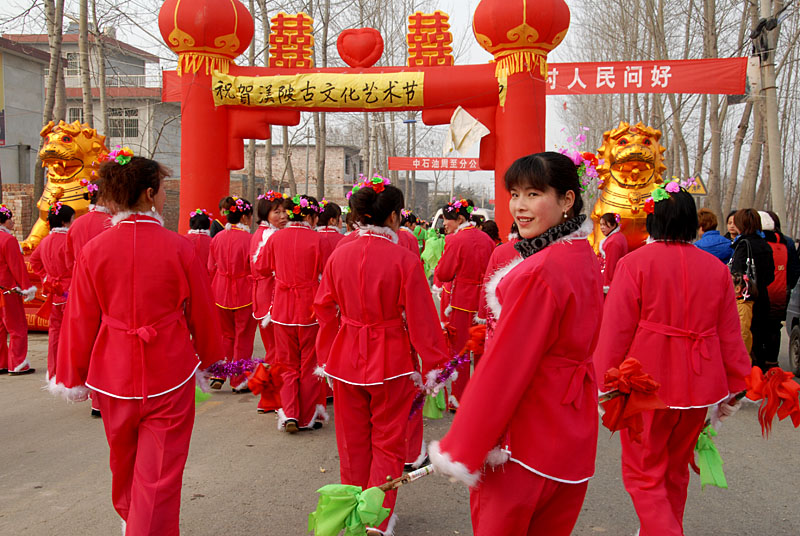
598, 225, 621, 258
187, 229, 210, 236
195, 369, 211, 393
408, 441, 428, 468
473, 314, 486, 325
110, 210, 164, 226
425, 369, 441, 388
46, 376, 90, 402
314, 365, 326, 379
21, 286, 37, 302
448, 394, 460, 408
428, 441, 480, 487
366, 514, 398, 536
276, 408, 289, 431
554, 218, 594, 244
49, 227, 69, 234
0, 226, 13, 235
13, 358, 31, 372
485, 447, 510, 467
305, 404, 330, 428
453, 221, 476, 234
232, 378, 249, 391
260, 312, 272, 328
90, 204, 111, 214
121, 519, 126, 536
252, 226, 277, 264
507, 232, 519, 241
484, 256, 524, 322
358, 225, 399, 244
449, 370, 459, 383
409, 371, 423, 388
287, 221, 313, 229
225, 222, 250, 232
444, 305, 453, 317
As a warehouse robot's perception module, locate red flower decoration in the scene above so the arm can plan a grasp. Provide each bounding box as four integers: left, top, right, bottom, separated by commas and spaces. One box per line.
373, 183, 385, 194
581, 152, 599, 167
643, 198, 655, 215
293, 206, 301, 214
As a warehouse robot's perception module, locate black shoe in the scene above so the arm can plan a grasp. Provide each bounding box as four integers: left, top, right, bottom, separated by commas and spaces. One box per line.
209, 378, 224, 390
9, 367, 35, 376
257, 408, 267, 414
284, 419, 299, 434
0, 368, 8, 374
232, 386, 251, 394
91, 409, 102, 418
403, 463, 414, 472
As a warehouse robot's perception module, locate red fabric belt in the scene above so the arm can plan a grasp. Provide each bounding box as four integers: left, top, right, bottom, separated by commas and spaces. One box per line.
102, 310, 184, 343
638, 319, 716, 375
341, 316, 405, 363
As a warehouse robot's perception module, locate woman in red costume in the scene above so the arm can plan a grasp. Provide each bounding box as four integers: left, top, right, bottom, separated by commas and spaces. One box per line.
598, 212, 628, 290
316, 200, 344, 265
260, 194, 327, 433
30, 203, 76, 380
185, 208, 213, 271
433, 198, 494, 408
0, 204, 37, 375
315, 182, 449, 536
51, 156, 223, 536
249, 191, 287, 413
593, 184, 751, 536
430, 152, 604, 536
208, 196, 256, 392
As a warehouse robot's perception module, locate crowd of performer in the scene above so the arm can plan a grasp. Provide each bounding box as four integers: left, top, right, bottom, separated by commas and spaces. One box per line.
0, 146, 794, 536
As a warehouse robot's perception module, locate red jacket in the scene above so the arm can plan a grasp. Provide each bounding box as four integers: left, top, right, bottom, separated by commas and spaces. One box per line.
186, 230, 212, 273
250, 223, 278, 320
56, 214, 224, 399
434, 224, 495, 313
29, 228, 70, 305
317, 226, 343, 268
398, 227, 421, 257
0, 228, 32, 290
593, 242, 751, 408
259, 222, 324, 326
600, 228, 628, 287
436, 223, 604, 483
65, 207, 112, 272
208, 224, 253, 309
477, 239, 520, 322
315, 226, 449, 384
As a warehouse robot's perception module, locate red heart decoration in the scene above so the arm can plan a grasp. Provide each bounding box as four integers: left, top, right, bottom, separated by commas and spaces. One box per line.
337, 28, 384, 68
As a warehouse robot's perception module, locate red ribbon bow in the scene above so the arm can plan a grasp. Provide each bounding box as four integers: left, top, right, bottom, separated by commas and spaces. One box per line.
745, 366, 800, 437
601, 358, 667, 443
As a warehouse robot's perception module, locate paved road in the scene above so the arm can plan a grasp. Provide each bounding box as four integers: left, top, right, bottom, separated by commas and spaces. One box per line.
1, 333, 798, 536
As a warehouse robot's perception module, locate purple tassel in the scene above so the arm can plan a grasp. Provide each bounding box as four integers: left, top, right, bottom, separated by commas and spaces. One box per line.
206, 359, 262, 378
409, 353, 471, 418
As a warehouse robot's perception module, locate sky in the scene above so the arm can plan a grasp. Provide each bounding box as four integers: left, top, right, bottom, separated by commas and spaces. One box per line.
0, 0, 579, 200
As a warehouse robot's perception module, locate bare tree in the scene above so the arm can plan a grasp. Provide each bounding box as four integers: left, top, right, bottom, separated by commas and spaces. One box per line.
78, 0, 94, 127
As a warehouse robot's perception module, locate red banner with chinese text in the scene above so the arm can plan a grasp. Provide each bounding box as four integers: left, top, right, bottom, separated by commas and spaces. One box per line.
388, 157, 483, 171
545, 58, 747, 96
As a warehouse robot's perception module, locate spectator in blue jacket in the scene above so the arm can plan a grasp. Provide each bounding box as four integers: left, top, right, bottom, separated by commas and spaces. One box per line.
695, 208, 733, 263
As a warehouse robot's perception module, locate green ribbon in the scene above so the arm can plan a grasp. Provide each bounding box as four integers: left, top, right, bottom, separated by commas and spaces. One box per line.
695, 425, 728, 490
422, 390, 446, 420
195, 386, 212, 405
421, 234, 445, 279
308, 484, 390, 536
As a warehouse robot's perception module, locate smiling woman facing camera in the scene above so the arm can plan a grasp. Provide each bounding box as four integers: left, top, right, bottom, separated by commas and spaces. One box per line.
429, 152, 604, 536
51, 155, 224, 536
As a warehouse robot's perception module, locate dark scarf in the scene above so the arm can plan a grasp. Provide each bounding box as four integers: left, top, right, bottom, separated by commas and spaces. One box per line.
514, 215, 587, 259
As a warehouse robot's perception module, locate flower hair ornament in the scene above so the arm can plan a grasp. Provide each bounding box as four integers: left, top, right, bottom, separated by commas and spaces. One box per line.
346, 174, 391, 199
107, 145, 134, 165
49, 202, 64, 215
446, 198, 474, 214
557, 128, 604, 197
80, 178, 99, 195
189, 208, 211, 218
0, 204, 12, 218
287, 194, 322, 220
401, 209, 411, 218
258, 190, 283, 202
614, 213, 621, 225
644, 177, 696, 215
223, 197, 252, 215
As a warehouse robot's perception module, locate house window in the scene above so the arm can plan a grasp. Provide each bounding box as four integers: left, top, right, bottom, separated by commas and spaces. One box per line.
108, 107, 139, 139
68, 107, 83, 124
65, 53, 79, 76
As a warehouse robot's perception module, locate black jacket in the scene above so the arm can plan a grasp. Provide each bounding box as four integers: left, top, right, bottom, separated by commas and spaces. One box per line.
730, 234, 775, 317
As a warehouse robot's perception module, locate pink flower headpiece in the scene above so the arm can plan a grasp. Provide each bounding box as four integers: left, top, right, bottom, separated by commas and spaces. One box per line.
223, 197, 252, 215
81, 178, 99, 194
0, 204, 12, 218
258, 190, 283, 202
446, 198, 473, 214
107, 145, 133, 165
346, 174, 391, 199
557, 128, 604, 195
645, 176, 697, 214
49, 202, 64, 216
189, 208, 211, 218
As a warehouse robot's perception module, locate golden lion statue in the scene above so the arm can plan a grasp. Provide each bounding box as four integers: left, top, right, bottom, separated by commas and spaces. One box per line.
22, 120, 108, 252
588, 122, 667, 253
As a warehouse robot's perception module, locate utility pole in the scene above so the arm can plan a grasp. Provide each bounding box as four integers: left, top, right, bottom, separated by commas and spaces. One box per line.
411, 118, 417, 211
757, 0, 787, 223
305, 129, 311, 194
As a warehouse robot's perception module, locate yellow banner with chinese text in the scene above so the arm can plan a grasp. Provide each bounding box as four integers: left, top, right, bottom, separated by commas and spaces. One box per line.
212, 72, 425, 109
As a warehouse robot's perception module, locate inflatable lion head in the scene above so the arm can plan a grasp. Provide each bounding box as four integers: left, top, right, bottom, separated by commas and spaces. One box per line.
596, 122, 666, 189
39, 120, 108, 184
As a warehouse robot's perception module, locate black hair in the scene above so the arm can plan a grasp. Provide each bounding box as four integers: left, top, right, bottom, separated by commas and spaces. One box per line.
482, 220, 500, 242
504, 152, 585, 217
256, 195, 285, 224
284, 195, 321, 222
100, 156, 170, 210
645, 189, 698, 242
345, 209, 356, 231
189, 212, 211, 230
318, 201, 342, 227
767, 210, 782, 233
442, 198, 474, 221
600, 213, 619, 229
222, 196, 253, 225
0, 206, 13, 224
47, 204, 76, 229
351, 185, 404, 227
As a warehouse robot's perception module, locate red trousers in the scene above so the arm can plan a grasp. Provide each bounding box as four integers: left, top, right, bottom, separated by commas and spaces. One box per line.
274, 323, 320, 427
405, 406, 424, 465
95, 380, 195, 536
447, 308, 474, 403
257, 322, 276, 364
620, 408, 707, 536
47, 303, 65, 379
333, 377, 414, 532
469, 461, 588, 536
217, 305, 257, 388
0, 293, 28, 371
